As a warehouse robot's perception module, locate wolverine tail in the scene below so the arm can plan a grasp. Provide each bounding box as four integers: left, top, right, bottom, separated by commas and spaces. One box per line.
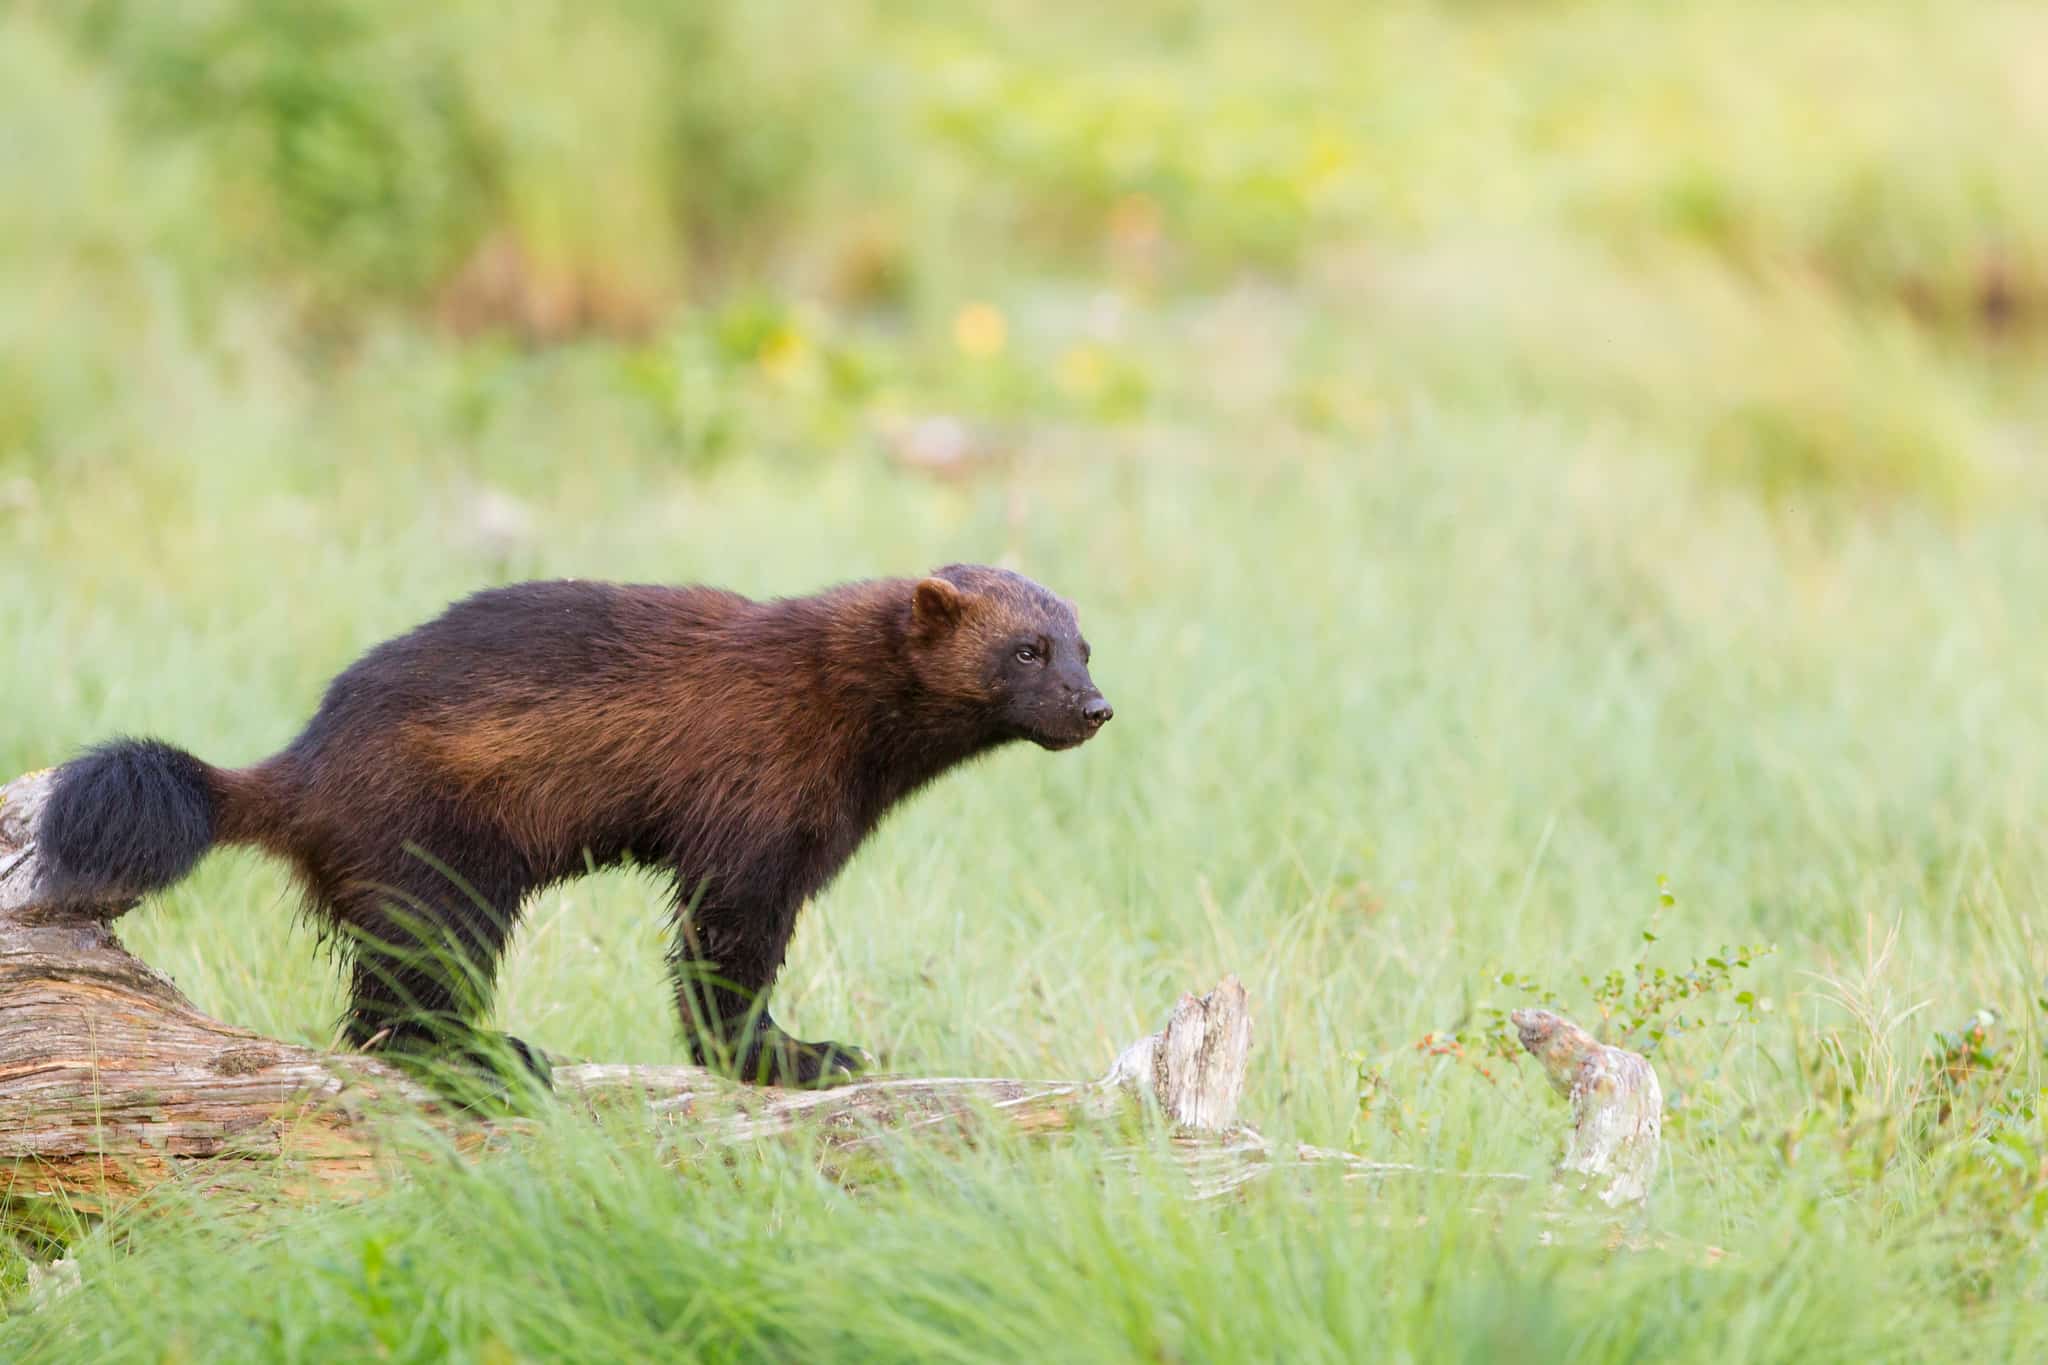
40, 738, 226, 904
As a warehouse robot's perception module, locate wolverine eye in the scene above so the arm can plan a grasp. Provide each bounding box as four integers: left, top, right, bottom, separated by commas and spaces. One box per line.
1014, 645, 1039, 664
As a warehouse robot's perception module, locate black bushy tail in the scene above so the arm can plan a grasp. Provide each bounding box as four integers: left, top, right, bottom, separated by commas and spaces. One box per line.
40, 737, 220, 904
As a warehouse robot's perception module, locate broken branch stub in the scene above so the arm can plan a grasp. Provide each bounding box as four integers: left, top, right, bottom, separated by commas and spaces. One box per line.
1512, 1008, 1663, 1206
0, 767, 58, 917
1101, 975, 1252, 1130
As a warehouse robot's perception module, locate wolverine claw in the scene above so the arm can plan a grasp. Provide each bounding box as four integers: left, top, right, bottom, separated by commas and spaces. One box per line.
798, 1040, 869, 1085
702, 1028, 869, 1087
780, 1040, 865, 1087
361, 1023, 555, 1105
495, 1032, 556, 1090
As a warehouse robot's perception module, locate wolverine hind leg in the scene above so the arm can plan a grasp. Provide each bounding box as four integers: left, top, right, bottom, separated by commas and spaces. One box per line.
329, 843, 550, 1094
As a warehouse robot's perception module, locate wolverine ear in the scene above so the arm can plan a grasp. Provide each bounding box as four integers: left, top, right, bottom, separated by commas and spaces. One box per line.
912, 576, 968, 634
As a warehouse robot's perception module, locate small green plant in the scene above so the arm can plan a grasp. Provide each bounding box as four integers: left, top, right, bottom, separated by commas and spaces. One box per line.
1411, 876, 1777, 1080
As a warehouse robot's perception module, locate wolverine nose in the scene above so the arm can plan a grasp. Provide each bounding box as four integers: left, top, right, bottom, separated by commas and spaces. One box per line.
1082, 696, 1114, 727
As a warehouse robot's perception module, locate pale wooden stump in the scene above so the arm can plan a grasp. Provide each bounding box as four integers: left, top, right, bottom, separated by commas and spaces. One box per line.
1513, 1008, 1664, 1206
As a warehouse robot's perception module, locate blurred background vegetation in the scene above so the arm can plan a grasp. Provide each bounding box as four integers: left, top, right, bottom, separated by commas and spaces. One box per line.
6, 0, 2044, 506
7, 1, 2048, 1355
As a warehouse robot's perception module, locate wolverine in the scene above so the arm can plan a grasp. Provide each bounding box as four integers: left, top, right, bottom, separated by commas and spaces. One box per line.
38, 565, 1111, 1086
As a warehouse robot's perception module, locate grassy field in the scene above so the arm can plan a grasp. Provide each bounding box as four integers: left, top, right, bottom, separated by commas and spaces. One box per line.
6, 1, 2048, 1359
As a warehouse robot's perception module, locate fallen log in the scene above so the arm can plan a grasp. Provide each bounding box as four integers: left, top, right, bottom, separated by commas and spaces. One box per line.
0, 766, 1267, 1209
0, 765, 1659, 1211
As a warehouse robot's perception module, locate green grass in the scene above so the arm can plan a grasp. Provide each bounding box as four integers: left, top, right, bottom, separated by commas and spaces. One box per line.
8, 364, 2048, 1357
7, 0, 2048, 1358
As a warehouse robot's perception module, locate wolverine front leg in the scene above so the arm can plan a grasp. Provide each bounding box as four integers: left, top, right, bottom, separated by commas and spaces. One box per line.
667, 876, 865, 1086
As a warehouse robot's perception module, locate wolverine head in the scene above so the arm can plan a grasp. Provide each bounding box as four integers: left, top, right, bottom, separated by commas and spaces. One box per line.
907, 564, 1112, 750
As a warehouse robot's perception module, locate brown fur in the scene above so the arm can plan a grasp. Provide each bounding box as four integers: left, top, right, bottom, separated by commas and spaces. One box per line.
41, 567, 1110, 1085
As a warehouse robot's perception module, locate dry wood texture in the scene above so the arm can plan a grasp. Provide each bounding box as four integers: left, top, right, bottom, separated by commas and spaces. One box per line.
1513, 1008, 1664, 1206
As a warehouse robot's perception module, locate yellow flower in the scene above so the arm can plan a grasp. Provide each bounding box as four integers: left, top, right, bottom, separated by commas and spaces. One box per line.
953, 303, 1007, 358
757, 326, 809, 381
1299, 129, 1353, 196
1057, 345, 1108, 399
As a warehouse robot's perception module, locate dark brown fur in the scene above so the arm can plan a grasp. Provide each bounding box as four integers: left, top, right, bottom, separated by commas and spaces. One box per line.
40, 566, 1111, 1084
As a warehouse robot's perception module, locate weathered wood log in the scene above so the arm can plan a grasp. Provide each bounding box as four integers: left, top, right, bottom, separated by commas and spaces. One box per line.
1, 767, 1261, 1209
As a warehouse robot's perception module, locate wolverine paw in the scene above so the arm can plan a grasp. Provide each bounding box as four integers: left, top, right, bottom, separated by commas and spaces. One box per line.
483, 1031, 556, 1091
700, 1028, 869, 1088
364, 1024, 555, 1107
789, 1038, 869, 1085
